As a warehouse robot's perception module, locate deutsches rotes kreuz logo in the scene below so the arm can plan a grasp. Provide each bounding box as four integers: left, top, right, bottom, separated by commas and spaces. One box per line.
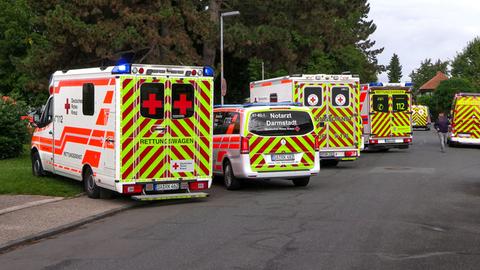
307, 94, 319, 106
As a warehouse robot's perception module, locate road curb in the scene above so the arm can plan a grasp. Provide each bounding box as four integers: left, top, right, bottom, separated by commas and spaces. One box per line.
0, 203, 137, 254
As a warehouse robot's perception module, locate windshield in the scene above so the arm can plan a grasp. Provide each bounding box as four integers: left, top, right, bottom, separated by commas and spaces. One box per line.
248, 110, 314, 136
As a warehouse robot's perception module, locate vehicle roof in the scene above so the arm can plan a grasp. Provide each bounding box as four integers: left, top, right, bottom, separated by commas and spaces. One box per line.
214, 105, 312, 113
370, 87, 411, 90
250, 74, 359, 85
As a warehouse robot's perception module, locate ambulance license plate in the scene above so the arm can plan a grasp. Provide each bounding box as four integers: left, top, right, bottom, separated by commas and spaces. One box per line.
272, 154, 294, 162
320, 152, 334, 157
386, 139, 396, 143
155, 183, 179, 191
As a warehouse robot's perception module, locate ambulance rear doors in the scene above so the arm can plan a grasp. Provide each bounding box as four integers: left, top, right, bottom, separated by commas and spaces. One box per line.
119, 75, 213, 186
297, 81, 360, 160
370, 88, 412, 140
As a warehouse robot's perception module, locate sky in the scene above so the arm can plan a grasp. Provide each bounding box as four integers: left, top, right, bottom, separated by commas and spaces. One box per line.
368, 0, 480, 82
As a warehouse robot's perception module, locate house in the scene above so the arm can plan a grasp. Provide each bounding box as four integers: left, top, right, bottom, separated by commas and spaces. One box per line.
418, 71, 448, 95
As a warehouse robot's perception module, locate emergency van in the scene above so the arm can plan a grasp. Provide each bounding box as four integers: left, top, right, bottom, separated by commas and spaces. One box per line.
360, 83, 413, 150
212, 103, 320, 190
250, 74, 362, 166
31, 63, 214, 200
412, 105, 431, 130
448, 93, 480, 146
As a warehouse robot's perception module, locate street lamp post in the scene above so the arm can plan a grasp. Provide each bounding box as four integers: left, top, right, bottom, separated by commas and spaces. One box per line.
220, 11, 240, 105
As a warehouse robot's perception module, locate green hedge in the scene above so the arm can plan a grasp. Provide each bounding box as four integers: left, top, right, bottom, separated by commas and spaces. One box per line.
0, 97, 29, 159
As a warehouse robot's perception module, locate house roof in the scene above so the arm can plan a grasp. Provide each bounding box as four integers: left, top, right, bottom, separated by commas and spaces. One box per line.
419, 71, 448, 92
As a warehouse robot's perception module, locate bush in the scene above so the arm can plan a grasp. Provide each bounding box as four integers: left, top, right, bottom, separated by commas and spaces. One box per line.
0, 97, 29, 159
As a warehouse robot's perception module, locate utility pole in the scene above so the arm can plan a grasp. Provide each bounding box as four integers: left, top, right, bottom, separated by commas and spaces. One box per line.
220, 11, 240, 105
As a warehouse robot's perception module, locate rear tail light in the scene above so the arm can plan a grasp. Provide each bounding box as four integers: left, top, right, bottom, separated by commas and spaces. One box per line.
345, 151, 357, 157
404, 138, 412, 143
369, 139, 378, 144
240, 137, 249, 154
189, 181, 208, 191
315, 136, 320, 151
123, 184, 143, 194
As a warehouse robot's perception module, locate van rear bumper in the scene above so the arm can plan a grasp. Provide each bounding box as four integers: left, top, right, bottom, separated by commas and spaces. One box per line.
232, 153, 320, 179
449, 136, 480, 145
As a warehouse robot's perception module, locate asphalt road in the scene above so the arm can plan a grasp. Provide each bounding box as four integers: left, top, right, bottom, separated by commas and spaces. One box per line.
1, 131, 480, 270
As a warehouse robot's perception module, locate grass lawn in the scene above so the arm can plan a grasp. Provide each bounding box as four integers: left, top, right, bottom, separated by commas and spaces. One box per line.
0, 146, 83, 197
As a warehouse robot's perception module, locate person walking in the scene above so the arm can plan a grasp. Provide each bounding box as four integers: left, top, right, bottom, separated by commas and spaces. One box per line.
434, 112, 450, 153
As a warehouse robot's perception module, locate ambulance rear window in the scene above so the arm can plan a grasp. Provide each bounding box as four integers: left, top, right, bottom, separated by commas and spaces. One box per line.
372, 95, 388, 112
140, 83, 164, 119
392, 95, 408, 112
248, 110, 313, 136
304, 87, 322, 107
331, 86, 350, 107
172, 84, 194, 119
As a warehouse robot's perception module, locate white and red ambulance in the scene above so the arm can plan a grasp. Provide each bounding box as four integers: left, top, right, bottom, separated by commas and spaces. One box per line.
31, 63, 214, 200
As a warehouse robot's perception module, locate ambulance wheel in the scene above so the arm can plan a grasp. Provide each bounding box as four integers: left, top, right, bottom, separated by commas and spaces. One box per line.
32, 151, 45, 177
292, 177, 310, 187
83, 167, 100, 199
223, 161, 241, 190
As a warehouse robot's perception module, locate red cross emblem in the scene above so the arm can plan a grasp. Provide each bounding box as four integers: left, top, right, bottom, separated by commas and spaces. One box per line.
174, 94, 193, 115
307, 94, 318, 106
64, 99, 71, 114
335, 94, 346, 106
142, 93, 163, 115
173, 163, 179, 170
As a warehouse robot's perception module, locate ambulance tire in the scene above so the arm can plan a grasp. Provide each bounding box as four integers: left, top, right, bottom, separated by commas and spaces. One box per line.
223, 161, 241, 190
32, 151, 45, 177
292, 177, 310, 187
83, 167, 100, 199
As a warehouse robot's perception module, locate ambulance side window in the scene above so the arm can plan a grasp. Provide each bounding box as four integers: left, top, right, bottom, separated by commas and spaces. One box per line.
270, 93, 278, 103
304, 87, 322, 107
224, 112, 240, 134
140, 83, 164, 119
213, 112, 226, 135
331, 86, 350, 107
40, 97, 53, 127
172, 84, 194, 119
372, 95, 388, 112
82, 83, 95, 116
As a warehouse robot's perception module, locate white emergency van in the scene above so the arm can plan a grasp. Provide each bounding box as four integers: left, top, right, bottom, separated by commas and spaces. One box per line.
31, 63, 214, 200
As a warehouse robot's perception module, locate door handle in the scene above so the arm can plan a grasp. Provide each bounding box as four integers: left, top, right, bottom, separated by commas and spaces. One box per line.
151, 126, 166, 133
106, 138, 115, 143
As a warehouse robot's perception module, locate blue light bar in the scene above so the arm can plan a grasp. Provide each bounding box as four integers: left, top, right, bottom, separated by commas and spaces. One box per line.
112, 63, 131, 74
404, 82, 413, 87
203, 66, 215, 77
369, 82, 383, 87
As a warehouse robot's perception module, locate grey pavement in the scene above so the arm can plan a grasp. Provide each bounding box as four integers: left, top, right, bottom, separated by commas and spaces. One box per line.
0, 130, 479, 270
0, 195, 64, 215
0, 196, 135, 251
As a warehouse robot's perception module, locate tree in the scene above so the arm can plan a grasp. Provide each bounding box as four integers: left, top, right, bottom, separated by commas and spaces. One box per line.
451, 37, 480, 87
409, 58, 449, 96
432, 78, 476, 117
387, 53, 402, 83
0, 0, 33, 100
